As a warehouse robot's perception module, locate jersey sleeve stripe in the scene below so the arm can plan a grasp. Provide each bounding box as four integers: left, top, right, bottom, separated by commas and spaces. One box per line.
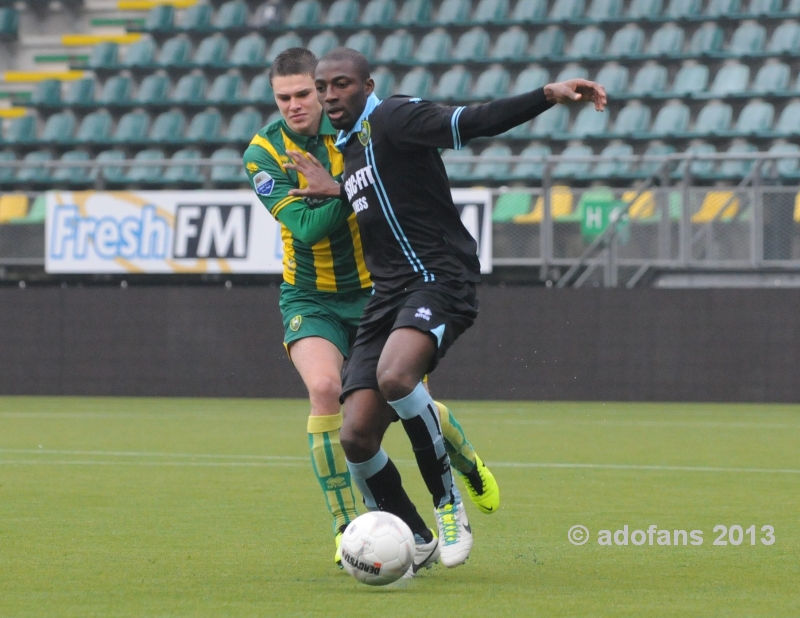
450, 106, 466, 150
271, 195, 300, 218
250, 134, 285, 170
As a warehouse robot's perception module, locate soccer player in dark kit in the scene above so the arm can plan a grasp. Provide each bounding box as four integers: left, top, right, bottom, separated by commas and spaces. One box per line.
287, 47, 607, 569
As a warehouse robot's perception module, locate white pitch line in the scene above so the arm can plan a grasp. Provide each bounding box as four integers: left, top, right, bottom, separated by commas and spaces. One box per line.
0, 448, 306, 461
493, 419, 800, 430
490, 462, 800, 474
0, 460, 305, 467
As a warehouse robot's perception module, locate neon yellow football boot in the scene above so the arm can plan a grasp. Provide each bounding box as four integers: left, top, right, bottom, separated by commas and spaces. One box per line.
459, 454, 500, 514
334, 531, 344, 569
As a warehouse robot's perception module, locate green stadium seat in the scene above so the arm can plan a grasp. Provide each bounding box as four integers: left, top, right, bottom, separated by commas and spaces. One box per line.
490, 26, 528, 60
752, 61, 790, 93
135, 74, 170, 105
630, 63, 668, 95
734, 100, 774, 134
164, 149, 202, 183
112, 110, 151, 143
789, 0, 800, 11
772, 101, 800, 134
594, 142, 634, 177
728, 21, 766, 55
549, 0, 585, 20
215, 0, 248, 29
452, 28, 491, 61
150, 110, 186, 142
765, 142, 800, 178
179, 3, 213, 30
126, 149, 164, 183
32, 79, 62, 106
627, 0, 663, 18
435, 66, 471, 99
193, 35, 229, 66
415, 29, 453, 63
265, 33, 301, 63
186, 109, 222, 142
0, 150, 16, 182
53, 150, 91, 184
99, 75, 132, 106
555, 64, 589, 81
512, 65, 550, 95
360, 0, 396, 25
76, 110, 112, 142
17, 151, 51, 182
587, 0, 623, 20
746, 0, 780, 13
87, 42, 118, 69
570, 106, 609, 137
647, 23, 684, 56
377, 30, 414, 62
649, 101, 690, 135
441, 147, 473, 180
397, 68, 434, 98
473, 144, 512, 179
640, 142, 676, 176
396, 0, 431, 24
231, 34, 267, 66
226, 108, 262, 141
371, 67, 395, 99
157, 36, 192, 66
612, 102, 651, 134
705, 0, 741, 16
437, 0, 471, 23
693, 101, 733, 134
512, 0, 547, 19
607, 24, 645, 57
719, 141, 757, 178
123, 38, 156, 67
92, 149, 126, 182
531, 27, 565, 59
325, 0, 359, 25
307, 30, 340, 58
492, 191, 532, 223
171, 73, 206, 104
689, 23, 724, 55
510, 143, 551, 179
567, 27, 605, 58
0, 7, 19, 40
595, 63, 628, 96
246, 74, 273, 103
144, 5, 174, 31
531, 105, 569, 136
41, 111, 76, 143
473, 0, 509, 21
665, 0, 702, 17
554, 143, 593, 178
211, 147, 247, 182
676, 141, 716, 176
208, 73, 243, 103
708, 61, 749, 96
473, 65, 510, 99
671, 62, 709, 95
64, 77, 96, 106
344, 31, 377, 58
767, 21, 800, 54
6, 116, 36, 144
286, 0, 321, 26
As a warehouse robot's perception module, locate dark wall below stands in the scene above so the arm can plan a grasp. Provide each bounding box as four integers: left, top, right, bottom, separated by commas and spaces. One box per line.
0, 286, 798, 402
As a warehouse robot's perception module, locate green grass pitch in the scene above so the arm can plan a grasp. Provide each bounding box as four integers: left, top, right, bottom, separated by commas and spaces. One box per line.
1, 397, 798, 617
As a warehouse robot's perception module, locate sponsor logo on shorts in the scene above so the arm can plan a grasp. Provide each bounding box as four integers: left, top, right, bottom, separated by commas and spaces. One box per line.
290, 315, 302, 331
415, 307, 432, 321
253, 171, 275, 196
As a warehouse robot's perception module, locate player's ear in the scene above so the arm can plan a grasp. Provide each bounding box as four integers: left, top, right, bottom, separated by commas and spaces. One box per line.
364, 78, 375, 96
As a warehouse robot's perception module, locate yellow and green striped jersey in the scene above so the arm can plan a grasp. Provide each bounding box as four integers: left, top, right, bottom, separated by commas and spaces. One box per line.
243, 115, 371, 293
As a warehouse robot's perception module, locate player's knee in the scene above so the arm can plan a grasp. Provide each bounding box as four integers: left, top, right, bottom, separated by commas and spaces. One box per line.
376, 368, 416, 402
340, 423, 378, 462
306, 374, 342, 412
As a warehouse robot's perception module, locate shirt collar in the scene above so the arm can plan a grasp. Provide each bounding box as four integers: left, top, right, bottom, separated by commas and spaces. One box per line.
334, 94, 382, 148
279, 113, 337, 145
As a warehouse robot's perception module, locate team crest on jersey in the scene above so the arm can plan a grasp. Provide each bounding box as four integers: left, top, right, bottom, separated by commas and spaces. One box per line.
290, 315, 302, 331
358, 120, 371, 146
254, 171, 275, 196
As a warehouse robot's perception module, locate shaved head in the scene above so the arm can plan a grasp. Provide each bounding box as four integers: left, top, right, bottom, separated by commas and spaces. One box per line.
320, 47, 371, 82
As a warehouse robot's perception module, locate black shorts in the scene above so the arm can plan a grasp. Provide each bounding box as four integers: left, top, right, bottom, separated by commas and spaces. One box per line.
340, 282, 478, 403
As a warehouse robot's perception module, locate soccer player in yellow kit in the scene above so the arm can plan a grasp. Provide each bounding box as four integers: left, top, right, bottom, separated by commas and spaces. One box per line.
242, 48, 499, 569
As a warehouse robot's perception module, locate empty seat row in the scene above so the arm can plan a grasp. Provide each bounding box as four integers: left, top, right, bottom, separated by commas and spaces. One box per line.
0, 148, 246, 185
142, 0, 800, 34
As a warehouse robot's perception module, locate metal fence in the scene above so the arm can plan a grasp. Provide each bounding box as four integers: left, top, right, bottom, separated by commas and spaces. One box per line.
1, 152, 800, 286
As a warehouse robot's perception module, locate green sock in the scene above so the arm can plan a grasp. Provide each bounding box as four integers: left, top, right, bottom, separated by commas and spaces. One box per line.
307, 413, 358, 535
435, 401, 478, 475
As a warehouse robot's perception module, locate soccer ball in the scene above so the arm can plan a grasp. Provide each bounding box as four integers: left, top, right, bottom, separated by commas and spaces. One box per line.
340, 511, 415, 586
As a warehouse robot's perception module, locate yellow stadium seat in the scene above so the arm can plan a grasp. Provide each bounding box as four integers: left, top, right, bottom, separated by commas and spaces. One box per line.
692, 191, 739, 223
622, 190, 656, 218
794, 192, 800, 223
513, 186, 574, 223
0, 194, 29, 222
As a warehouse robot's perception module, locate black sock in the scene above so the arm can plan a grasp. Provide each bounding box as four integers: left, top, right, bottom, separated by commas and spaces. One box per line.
401, 415, 454, 507
364, 457, 429, 538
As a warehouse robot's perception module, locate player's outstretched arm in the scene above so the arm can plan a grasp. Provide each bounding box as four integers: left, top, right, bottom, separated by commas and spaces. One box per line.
286, 151, 343, 201
543, 78, 607, 111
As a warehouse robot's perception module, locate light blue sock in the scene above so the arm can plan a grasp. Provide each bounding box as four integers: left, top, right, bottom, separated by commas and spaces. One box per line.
346, 448, 389, 510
